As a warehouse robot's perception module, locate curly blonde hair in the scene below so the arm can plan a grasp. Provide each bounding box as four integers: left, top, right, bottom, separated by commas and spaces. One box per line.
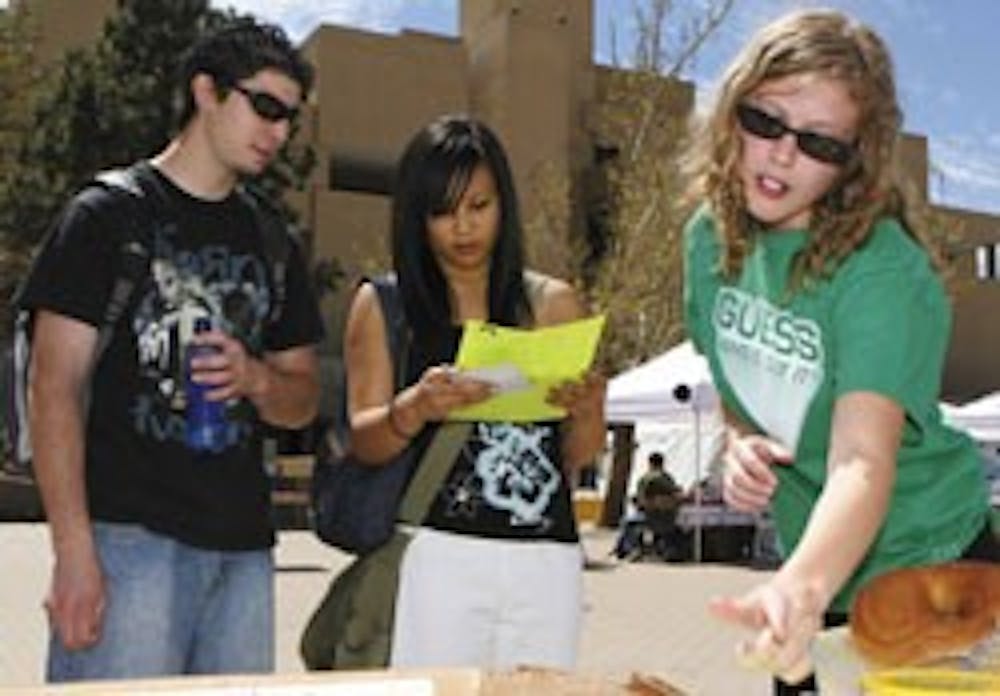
683, 9, 937, 290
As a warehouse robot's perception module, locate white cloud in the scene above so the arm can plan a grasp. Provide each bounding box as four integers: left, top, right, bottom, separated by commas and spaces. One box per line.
930, 136, 1000, 214
873, 0, 929, 21
210, 0, 410, 40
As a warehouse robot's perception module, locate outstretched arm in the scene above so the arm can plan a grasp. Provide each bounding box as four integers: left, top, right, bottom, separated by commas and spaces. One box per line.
710, 391, 900, 682
766, 391, 900, 612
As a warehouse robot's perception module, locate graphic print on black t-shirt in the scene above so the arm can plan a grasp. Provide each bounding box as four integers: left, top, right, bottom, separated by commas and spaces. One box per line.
128, 218, 272, 451
437, 422, 564, 533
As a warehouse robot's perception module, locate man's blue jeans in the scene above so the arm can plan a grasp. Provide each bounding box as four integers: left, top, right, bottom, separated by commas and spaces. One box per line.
47, 522, 274, 682
612, 512, 646, 559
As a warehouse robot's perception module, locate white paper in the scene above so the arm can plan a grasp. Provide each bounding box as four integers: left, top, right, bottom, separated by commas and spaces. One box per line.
157, 679, 436, 696
458, 363, 531, 394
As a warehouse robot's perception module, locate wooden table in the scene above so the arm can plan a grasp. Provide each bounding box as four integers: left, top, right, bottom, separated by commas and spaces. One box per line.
675, 503, 756, 530
0, 669, 480, 695
0, 667, 685, 695
676, 503, 759, 563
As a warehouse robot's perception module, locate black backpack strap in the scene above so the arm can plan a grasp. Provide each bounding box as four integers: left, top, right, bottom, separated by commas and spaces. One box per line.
234, 184, 291, 326
327, 273, 407, 450
365, 273, 408, 390
362, 274, 473, 525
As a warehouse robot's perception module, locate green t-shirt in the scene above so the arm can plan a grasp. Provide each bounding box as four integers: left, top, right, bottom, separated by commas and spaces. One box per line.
637, 470, 680, 512
683, 206, 989, 611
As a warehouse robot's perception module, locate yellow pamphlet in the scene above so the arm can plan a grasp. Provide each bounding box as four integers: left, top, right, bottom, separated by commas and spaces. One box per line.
448, 314, 606, 422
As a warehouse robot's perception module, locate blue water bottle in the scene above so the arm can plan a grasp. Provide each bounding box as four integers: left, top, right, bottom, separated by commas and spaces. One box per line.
185, 316, 227, 452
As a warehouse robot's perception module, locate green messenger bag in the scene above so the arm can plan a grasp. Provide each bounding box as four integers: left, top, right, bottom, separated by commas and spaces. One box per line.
300, 421, 472, 670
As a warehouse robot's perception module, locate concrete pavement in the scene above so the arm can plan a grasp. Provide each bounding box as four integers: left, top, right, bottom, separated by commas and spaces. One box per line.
0, 523, 774, 695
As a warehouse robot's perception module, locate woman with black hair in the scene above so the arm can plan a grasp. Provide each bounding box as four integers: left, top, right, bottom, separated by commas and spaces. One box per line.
342, 115, 606, 669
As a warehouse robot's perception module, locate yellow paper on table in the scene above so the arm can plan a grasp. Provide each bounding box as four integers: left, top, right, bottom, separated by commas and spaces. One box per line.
448, 314, 605, 422
864, 669, 1000, 695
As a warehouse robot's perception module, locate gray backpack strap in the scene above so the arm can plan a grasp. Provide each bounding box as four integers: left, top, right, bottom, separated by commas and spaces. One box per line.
90, 163, 160, 357
397, 422, 473, 525
9, 311, 34, 468
7, 163, 155, 469
92, 241, 149, 359
101, 165, 292, 331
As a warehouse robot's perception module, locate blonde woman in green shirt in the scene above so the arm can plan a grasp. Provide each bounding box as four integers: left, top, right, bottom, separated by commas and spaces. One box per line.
680, 9, 996, 694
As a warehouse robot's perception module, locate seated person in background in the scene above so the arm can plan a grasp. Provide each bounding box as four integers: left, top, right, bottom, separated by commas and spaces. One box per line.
612, 452, 683, 559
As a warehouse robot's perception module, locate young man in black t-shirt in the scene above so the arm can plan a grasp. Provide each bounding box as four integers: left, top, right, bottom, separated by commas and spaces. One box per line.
19, 19, 322, 682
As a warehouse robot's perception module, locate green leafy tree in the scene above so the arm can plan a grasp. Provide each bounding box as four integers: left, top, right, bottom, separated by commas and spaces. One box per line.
0, 5, 46, 323
0, 0, 314, 337
0, 5, 43, 176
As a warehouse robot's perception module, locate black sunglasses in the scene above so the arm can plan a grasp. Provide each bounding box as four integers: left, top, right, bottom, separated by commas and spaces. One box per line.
735, 102, 854, 166
230, 84, 299, 124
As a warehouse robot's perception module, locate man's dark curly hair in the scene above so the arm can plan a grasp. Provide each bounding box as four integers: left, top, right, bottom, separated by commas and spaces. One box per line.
174, 16, 314, 130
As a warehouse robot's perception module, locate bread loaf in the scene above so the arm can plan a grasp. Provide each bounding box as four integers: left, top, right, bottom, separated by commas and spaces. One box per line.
849, 561, 1000, 667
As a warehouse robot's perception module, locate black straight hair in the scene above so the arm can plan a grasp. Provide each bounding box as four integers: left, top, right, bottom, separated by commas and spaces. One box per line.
391, 115, 532, 339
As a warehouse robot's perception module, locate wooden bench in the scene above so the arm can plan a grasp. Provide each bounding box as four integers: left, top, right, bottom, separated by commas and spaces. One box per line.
271, 454, 314, 529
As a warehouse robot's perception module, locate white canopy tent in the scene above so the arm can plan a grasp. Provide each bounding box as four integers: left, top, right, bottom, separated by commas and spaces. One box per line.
609, 347, 1000, 467
606, 349, 1000, 561
942, 391, 1000, 444
941, 392, 1000, 507
606, 340, 719, 425
605, 340, 725, 487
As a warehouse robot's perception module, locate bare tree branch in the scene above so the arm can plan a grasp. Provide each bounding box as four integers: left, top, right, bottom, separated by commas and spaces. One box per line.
526, 0, 736, 374
663, 0, 735, 77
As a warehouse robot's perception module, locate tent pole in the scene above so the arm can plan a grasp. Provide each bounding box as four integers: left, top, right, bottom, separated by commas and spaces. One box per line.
693, 404, 703, 563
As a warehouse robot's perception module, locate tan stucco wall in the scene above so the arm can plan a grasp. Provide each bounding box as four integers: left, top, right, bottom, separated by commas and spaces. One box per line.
301, 25, 468, 189
10, 0, 115, 65
938, 206, 1000, 401
462, 0, 594, 217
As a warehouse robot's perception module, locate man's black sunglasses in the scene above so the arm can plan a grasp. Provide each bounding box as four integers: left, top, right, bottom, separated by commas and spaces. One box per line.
230, 84, 299, 124
735, 102, 855, 166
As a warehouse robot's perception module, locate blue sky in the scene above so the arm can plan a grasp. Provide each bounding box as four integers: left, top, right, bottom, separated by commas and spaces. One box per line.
208, 0, 1000, 216
16, 0, 994, 214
